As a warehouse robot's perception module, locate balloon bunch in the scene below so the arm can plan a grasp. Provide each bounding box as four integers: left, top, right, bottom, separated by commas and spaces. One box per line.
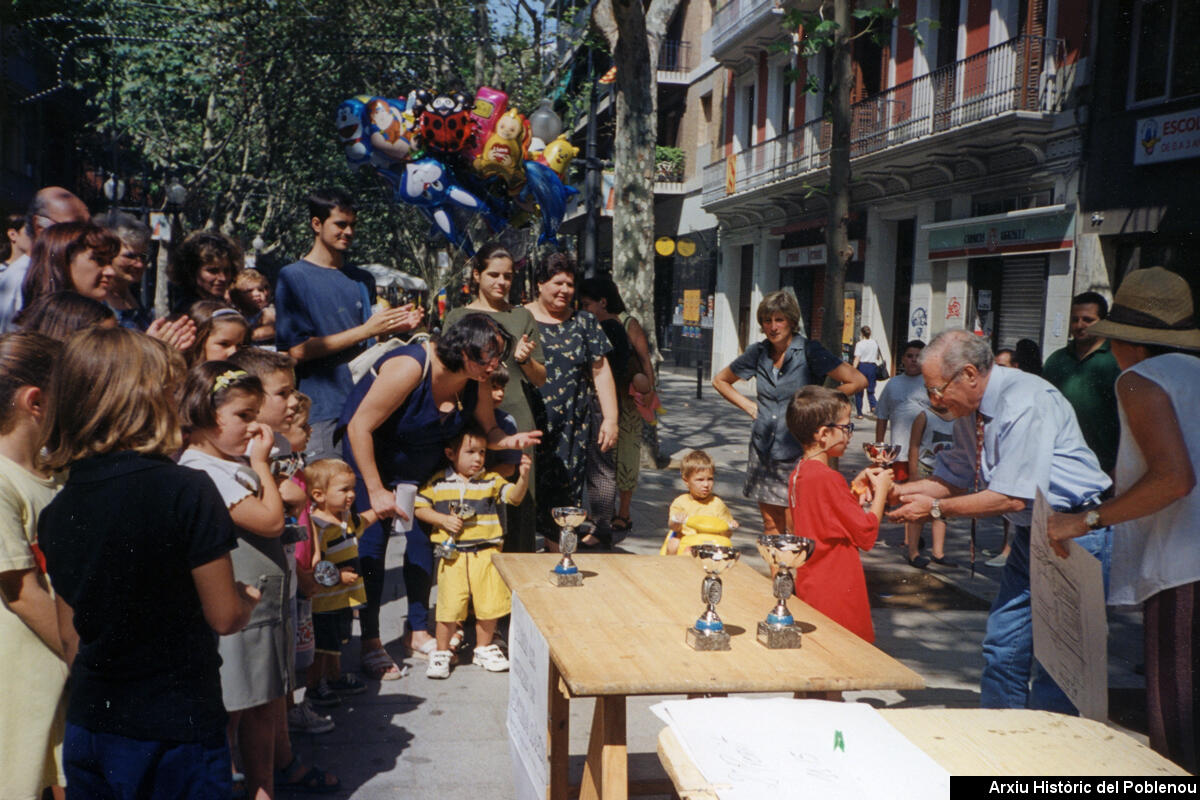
335, 88, 579, 254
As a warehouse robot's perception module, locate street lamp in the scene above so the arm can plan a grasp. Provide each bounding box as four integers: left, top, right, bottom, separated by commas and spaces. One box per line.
103, 174, 126, 204
166, 179, 187, 206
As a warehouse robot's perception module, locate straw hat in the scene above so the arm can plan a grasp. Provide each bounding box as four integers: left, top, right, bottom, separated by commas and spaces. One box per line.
1087, 267, 1200, 351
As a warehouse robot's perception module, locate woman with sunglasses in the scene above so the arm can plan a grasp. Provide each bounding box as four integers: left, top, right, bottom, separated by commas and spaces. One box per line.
342, 313, 541, 667
712, 291, 865, 536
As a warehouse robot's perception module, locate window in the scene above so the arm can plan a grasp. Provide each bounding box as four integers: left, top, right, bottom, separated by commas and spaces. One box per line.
780, 66, 792, 133
1128, 0, 1200, 106
744, 84, 756, 146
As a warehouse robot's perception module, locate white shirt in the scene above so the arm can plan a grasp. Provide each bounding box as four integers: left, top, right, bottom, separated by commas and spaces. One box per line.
1109, 354, 1200, 606
875, 373, 928, 459
853, 338, 880, 365
0, 254, 30, 334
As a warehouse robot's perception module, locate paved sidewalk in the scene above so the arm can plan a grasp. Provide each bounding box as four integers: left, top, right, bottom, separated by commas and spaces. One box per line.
285, 367, 1147, 797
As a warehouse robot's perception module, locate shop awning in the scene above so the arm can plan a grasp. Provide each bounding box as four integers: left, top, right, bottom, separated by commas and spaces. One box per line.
923, 205, 1074, 261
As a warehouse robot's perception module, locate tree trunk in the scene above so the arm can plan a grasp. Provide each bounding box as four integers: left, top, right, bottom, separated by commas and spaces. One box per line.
596, 0, 681, 352
821, 0, 854, 358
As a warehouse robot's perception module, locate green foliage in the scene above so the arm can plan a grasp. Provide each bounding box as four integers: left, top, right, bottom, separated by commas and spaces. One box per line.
654, 145, 684, 182
12, 0, 568, 287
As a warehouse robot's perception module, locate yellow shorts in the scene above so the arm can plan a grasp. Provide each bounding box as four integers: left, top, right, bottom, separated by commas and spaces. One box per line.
435, 546, 511, 623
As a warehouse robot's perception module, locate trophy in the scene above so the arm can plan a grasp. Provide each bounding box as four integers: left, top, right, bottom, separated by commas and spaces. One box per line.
863, 441, 901, 467
434, 500, 476, 559
686, 544, 741, 650
314, 559, 341, 587
755, 534, 815, 648
549, 506, 586, 586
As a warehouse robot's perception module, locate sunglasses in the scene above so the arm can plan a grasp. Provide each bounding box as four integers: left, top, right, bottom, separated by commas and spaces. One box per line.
926, 367, 966, 401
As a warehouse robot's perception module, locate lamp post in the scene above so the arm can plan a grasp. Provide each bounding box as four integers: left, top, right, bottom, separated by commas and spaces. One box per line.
152, 176, 188, 318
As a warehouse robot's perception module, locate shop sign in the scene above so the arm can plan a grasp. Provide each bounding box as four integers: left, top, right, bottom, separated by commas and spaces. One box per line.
926, 208, 1074, 260
1135, 106, 1200, 165
779, 240, 860, 268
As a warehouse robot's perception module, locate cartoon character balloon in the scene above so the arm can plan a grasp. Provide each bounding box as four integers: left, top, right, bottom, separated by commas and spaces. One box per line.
390, 158, 502, 255
473, 108, 529, 185
364, 97, 413, 167
468, 87, 508, 159
336, 96, 372, 166
538, 135, 579, 179
418, 92, 476, 158
519, 160, 578, 246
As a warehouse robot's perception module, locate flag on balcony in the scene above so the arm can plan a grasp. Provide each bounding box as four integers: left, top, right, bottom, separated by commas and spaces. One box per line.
599, 66, 617, 84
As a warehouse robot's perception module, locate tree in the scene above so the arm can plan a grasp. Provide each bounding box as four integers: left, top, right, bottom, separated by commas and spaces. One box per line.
780, 1, 923, 356
593, 0, 682, 350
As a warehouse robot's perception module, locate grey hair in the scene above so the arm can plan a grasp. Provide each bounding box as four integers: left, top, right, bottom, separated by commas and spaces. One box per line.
919, 329, 993, 376
93, 210, 151, 250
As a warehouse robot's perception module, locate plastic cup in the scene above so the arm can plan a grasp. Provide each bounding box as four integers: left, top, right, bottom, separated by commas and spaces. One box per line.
393, 481, 418, 533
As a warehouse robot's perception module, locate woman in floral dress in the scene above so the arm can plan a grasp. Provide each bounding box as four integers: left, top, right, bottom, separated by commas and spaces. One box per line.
524, 254, 618, 546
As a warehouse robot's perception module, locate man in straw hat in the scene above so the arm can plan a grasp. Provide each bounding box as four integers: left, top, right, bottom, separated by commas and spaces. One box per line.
888, 327, 1112, 712
1048, 266, 1200, 771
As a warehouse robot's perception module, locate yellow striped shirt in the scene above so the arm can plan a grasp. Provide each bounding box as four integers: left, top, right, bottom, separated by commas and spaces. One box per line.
415, 468, 516, 543
310, 512, 367, 613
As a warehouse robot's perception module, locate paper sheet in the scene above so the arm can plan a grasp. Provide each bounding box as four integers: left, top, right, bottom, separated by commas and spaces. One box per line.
651, 698, 949, 800
506, 594, 550, 800
1030, 489, 1109, 721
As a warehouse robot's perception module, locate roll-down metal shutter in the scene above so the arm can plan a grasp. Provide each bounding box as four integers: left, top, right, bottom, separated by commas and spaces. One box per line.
995, 255, 1047, 348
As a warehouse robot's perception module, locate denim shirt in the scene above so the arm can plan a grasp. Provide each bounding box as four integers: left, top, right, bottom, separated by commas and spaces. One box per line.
729, 335, 841, 463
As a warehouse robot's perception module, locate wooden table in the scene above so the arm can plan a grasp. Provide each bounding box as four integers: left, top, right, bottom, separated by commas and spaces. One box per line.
493, 553, 925, 800
657, 709, 1189, 797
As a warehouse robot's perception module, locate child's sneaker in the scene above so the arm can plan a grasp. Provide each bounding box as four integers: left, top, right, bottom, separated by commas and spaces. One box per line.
307, 679, 342, 708
330, 673, 367, 695
287, 699, 335, 734
426, 650, 452, 679
472, 644, 510, 672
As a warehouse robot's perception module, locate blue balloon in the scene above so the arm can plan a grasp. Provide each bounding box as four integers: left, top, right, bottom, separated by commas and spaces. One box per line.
389, 158, 500, 255
519, 161, 579, 246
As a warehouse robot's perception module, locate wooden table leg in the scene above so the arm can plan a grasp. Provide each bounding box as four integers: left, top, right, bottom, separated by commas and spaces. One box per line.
793, 690, 844, 701
548, 660, 569, 800
578, 695, 627, 800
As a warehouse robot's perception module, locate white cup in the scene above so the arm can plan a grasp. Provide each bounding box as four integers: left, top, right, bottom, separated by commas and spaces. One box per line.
393, 482, 418, 533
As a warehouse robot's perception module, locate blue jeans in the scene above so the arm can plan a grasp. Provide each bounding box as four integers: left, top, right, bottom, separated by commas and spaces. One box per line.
854, 362, 878, 415
63, 724, 230, 800
980, 523, 1112, 711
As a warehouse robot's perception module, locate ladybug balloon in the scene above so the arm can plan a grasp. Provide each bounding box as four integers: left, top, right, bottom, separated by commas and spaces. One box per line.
419, 91, 476, 157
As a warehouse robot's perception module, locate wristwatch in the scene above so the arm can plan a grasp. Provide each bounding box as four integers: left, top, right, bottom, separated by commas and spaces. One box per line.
1085, 508, 1103, 530
930, 499, 943, 520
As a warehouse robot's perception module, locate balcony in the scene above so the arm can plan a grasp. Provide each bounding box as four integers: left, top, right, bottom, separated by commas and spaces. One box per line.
657, 39, 693, 74
712, 0, 784, 61
703, 36, 1068, 206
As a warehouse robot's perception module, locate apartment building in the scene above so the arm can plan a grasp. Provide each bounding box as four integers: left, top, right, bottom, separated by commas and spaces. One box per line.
703, 0, 1093, 370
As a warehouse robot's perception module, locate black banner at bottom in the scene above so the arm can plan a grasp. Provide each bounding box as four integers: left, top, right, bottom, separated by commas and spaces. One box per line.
952, 777, 1198, 798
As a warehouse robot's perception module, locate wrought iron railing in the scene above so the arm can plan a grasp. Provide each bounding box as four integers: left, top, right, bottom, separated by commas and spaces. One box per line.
703, 35, 1067, 205
658, 39, 693, 73
713, 0, 781, 55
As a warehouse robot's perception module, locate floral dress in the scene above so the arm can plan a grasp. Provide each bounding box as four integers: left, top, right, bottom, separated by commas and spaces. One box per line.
534, 310, 611, 535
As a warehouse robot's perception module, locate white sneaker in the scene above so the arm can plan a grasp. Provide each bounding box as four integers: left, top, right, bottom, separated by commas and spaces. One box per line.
287, 699, 335, 734
426, 650, 452, 679
472, 643, 510, 672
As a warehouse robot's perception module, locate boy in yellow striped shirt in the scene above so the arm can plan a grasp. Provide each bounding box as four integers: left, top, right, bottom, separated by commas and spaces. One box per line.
415, 423, 531, 679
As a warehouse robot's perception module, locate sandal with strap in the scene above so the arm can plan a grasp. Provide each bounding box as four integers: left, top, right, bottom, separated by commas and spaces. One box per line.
276, 756, 341, 794
361, 647, 405, 681
610, 515, 632, 533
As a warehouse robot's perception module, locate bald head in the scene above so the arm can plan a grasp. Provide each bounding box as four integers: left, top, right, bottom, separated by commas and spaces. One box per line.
28, 187, 89, 238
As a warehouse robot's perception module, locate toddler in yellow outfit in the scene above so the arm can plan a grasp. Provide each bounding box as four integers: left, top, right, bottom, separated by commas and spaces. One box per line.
662, 450, 739, 555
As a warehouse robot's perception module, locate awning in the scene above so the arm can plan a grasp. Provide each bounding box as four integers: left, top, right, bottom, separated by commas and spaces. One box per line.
923, 205, 1074, 261
359, 264, 429, 291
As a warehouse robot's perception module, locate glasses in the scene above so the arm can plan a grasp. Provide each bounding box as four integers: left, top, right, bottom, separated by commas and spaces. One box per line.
926, 367, 966, 400
825, 422, 855, 436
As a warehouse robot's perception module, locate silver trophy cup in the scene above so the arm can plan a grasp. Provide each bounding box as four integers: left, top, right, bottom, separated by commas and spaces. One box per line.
549, 506, 586, 586
755, 534, 816, 648
313, 559, 341, 588
686, 544, 741, 650
863, 441, 902, 467
434, 501, 476, 560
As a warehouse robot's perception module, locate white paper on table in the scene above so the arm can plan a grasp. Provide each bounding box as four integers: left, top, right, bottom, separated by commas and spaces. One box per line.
651, 698, 949, 800
1030, 488, 1108, 721
506, 593, 550, 800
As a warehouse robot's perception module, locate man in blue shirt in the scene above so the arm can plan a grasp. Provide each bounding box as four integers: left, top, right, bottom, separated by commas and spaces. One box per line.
889, 329, 1111, 712
275, 188, 422, 459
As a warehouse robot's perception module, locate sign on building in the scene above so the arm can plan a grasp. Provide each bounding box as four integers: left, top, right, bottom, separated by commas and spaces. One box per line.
1134, 107, 1200, 165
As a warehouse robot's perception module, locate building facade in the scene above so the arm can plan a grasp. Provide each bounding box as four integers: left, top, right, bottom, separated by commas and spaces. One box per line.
702, 0, 1095, 371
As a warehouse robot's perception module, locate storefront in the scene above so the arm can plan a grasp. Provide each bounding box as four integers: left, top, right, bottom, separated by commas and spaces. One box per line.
924, 205, 1076, 352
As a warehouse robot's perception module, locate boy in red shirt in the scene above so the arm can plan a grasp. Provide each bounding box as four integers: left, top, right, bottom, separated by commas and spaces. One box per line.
785, 386, 892, 642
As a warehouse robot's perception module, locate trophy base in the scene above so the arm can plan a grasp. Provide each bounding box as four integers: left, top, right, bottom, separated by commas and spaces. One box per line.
686, 627, 731, 651
757, 620, 803, 649
548, 569, 583, 587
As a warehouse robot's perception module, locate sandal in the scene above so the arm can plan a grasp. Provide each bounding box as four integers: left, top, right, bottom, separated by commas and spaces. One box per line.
361, 647, 405, 681
610, 515, 632, 533
276, 757, 341, 794
449, 626, 465, 652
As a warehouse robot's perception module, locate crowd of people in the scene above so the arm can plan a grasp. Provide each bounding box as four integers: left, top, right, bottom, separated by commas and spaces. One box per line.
1, 179, 1198, 797
0, 185, 667, 799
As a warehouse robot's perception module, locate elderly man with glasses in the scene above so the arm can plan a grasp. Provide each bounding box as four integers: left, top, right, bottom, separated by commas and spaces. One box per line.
888, 329, 1112, 713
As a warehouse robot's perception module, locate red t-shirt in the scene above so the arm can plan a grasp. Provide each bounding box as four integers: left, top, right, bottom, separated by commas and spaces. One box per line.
788, 459, 879, 642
